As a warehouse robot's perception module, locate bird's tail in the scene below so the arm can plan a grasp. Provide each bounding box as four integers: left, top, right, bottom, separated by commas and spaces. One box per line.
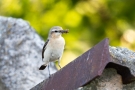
39, 64, 47, 70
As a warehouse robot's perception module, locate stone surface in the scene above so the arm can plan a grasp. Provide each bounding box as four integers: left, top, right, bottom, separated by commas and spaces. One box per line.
0, 16, 57, 90
109, 46, 135, 90
109, 46, 135, 76
81, 68, 123, 90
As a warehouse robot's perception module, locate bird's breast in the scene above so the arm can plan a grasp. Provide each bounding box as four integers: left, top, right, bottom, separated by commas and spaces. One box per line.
48, 37, 65, 61
49, 36, 65, 49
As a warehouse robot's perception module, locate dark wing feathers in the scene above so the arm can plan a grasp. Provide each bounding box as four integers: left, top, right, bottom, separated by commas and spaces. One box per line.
39, 65, 47, 70
42, 39, 49, 60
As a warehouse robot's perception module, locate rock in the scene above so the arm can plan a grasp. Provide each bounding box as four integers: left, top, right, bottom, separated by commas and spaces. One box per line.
79, 68, 123, 90
109, 46, 135, 75
109, 46, 135, 90
0, 16, 57, 90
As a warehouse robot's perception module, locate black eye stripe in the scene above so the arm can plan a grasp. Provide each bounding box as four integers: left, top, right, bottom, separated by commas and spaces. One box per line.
52, 30, 62, 33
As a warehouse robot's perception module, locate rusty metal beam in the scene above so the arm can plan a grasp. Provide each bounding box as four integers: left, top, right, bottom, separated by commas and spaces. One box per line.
31, 38, 110, 90
31, 38, 135, 90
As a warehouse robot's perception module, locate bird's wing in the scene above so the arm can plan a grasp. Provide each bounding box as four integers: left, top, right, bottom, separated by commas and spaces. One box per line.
42, 39, 49, 61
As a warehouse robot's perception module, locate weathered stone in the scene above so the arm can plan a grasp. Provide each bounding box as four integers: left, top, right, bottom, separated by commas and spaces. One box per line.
80, 68, 123, 90
109, 46, 135, 90
0, 16, 57, 90
123, 81, 135, 90
109, 46, 135, 76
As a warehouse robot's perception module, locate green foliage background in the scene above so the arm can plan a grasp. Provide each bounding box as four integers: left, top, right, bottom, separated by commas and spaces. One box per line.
1, 0, 135, 67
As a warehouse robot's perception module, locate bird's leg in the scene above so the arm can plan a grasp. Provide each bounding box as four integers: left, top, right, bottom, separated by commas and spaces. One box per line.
58, 58, 61, 69
48, 63, 51, 78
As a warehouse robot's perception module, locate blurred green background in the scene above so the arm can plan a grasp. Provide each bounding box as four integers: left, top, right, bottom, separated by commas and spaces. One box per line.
1, 0, 135, 68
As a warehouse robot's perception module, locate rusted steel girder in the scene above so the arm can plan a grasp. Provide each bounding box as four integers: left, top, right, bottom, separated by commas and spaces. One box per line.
31, 38, 135, 90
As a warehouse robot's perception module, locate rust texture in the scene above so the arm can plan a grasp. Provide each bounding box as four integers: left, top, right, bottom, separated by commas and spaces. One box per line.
31, 38, 135, 90
31, 38, 110, 90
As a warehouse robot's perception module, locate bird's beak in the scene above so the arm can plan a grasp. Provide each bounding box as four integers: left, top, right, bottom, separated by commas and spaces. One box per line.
59, 29, 69, 34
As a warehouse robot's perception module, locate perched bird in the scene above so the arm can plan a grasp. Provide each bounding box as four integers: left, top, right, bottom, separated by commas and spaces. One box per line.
39, 26, 68, 76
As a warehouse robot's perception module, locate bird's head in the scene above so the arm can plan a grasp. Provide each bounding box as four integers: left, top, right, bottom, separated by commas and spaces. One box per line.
49, 26, 69, 38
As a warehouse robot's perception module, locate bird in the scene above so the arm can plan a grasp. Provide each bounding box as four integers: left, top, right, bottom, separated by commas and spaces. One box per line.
39, 26, 69, 76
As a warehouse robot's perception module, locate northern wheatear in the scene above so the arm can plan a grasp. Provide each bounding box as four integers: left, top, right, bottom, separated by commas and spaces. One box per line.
39, 26, 68, 76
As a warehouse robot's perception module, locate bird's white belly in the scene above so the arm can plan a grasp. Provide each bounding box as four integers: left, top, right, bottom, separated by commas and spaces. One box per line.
47, 37, 65, 62
50, 49, 63, 61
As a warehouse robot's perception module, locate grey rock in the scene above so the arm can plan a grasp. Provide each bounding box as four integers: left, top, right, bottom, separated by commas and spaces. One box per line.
109, 46, 135, 75
109, 46, 135, 90
0, 16, 57, 90
79, 68, 123, 90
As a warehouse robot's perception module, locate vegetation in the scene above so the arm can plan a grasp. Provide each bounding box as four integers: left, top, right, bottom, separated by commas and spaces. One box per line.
1, 0, 135, 67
